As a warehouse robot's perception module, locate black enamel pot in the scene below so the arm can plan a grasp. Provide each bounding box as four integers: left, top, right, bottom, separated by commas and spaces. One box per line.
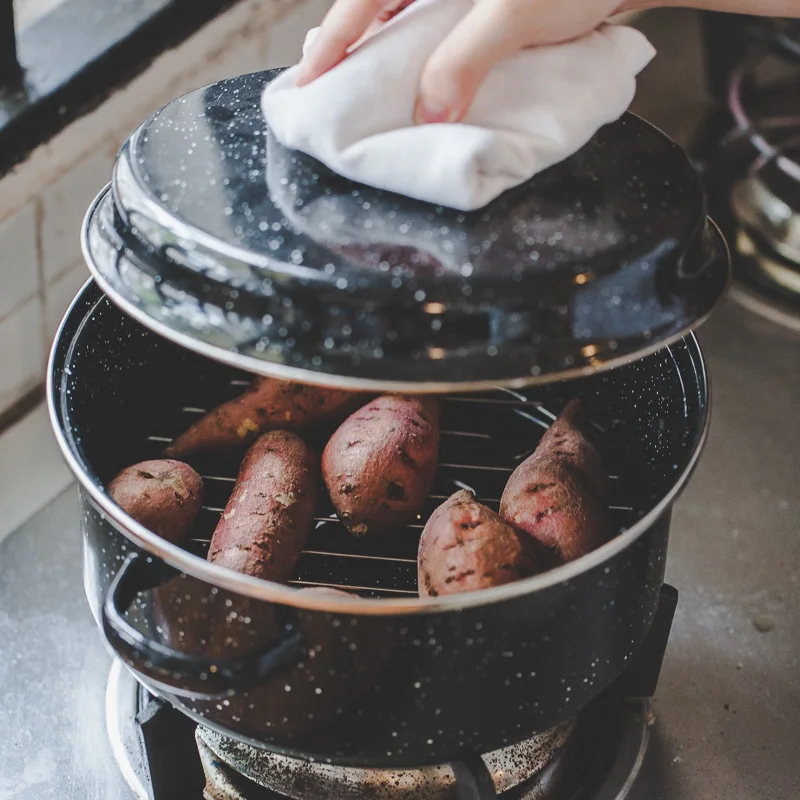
48, 280, 710, 768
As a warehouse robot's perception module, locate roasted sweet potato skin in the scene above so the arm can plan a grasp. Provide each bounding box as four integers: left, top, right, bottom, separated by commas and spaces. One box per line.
322, 394, 440, 536
418, 490, 541, 597
108, 459, 203, 543
166, 377, 365, 458
500, 399, 610, 564
534, 399, 607, 500
208, 430, 317, 582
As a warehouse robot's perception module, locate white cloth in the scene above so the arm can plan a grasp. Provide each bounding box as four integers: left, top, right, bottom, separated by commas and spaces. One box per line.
261, 0, 655, 212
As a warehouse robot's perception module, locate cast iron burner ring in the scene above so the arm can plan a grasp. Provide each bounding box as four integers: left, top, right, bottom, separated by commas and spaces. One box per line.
195, 719, 575, 799
698, 27, 800, 328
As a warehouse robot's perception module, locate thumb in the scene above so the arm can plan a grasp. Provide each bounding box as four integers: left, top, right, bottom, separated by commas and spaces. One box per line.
414, 0, 526, 124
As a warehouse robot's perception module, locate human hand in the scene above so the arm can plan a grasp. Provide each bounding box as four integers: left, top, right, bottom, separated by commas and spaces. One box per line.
295, 0, 639, 124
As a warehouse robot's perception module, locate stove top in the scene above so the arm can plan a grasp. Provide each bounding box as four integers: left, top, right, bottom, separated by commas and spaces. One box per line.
1, 296, 798, 800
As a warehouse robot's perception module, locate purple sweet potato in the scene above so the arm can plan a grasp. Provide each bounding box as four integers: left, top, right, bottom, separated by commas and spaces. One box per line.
322, 394, 440, 536
165, 377, 366, 458
533, 399, 608, 500
207, 430, 317, 582
108, 459, 203, 543
418, 490, 541, 597
500, 399, 610, 564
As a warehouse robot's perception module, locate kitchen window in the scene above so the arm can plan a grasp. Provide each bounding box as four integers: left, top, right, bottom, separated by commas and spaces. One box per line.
13, 0, 68, 31
0, 0, 239, 177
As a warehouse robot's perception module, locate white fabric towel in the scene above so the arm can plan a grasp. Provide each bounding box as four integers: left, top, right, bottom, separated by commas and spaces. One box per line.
261, 0, 656, 211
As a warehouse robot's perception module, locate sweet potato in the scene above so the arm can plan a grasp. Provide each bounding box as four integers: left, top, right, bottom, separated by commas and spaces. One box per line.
165, 377, 365, 458
322, 394, 440, 536
500, 399, 610, 564
418, 490, 541, 597
534, 399, 608, 500
208, 430, 317, 582
108, 459, 203, 543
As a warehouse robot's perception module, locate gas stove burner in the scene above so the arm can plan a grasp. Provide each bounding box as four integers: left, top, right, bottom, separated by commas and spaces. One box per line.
728, 279, 800, 334
695, 23, 800, 330
195, 719, 575, 800
105, 659, 653, 800
726, 226, 800, 329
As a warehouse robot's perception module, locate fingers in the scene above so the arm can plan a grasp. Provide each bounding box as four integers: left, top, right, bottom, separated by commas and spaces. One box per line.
296, 0, 623, 123
296, 0, 390, 85
414, 0, 528, 124
414, 0, 622, 124
375, 0, 417, 23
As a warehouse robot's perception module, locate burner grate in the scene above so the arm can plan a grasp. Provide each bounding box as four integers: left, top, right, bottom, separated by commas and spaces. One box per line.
141, 379, 638, 599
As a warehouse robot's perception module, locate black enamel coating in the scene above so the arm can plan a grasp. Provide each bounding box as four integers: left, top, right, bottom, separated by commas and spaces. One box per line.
83, 69, 729, 388
451, 757, 498, 799
53, 282, 706, 767
102, 552, 306, 697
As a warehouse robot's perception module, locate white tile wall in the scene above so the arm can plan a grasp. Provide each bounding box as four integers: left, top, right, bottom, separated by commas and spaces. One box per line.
40, 148, 115, 284
0, 402, 73, 544
0, 0, 324, 223
2, 0, 337, 422
0, 203, 40, 320
0, 0, 334, 534
0, 297, 45, 411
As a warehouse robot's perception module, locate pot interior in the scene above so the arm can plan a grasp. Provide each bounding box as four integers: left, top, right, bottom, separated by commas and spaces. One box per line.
52, 281, 708, 600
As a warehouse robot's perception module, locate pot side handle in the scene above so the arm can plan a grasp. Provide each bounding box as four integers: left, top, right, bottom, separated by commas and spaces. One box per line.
102, 551, 304, 699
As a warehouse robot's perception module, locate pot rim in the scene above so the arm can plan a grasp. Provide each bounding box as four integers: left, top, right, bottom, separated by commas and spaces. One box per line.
47, 280, 714, 618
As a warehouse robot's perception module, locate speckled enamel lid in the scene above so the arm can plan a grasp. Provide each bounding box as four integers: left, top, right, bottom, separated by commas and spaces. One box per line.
82, 69, 729, 391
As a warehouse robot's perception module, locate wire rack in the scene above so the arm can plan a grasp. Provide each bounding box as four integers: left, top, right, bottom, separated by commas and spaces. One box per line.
143, 380, 638, 598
